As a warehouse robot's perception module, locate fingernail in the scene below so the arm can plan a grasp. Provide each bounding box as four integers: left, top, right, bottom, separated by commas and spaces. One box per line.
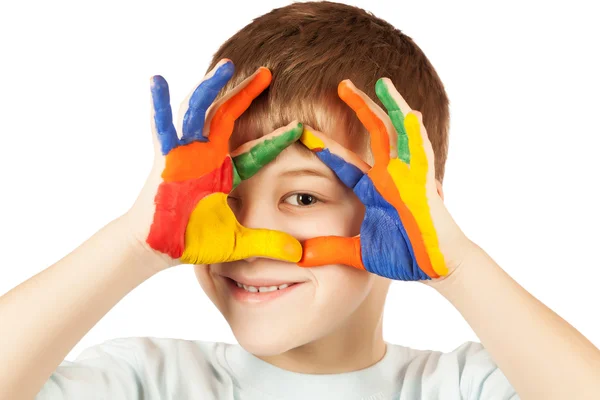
284, 241, 302, 262
300, 129, 325, 151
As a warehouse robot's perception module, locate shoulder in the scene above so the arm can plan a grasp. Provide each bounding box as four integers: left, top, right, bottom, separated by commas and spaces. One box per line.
385, 341, 519, 400
86, 336, 234, 379
37, 337, 235, 400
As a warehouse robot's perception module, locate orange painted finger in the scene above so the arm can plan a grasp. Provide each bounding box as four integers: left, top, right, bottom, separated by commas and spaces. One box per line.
298, 236, 365, 270
205, 67, 272, 147
338, 80, 396, 167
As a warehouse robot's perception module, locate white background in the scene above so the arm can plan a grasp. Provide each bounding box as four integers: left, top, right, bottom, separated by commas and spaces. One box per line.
0, 0, 598, 362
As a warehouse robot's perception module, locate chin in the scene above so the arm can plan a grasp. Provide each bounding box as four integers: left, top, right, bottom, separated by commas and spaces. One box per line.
232, 324, 302, 356
223, 296, 321, 356
195, 262, 379, 356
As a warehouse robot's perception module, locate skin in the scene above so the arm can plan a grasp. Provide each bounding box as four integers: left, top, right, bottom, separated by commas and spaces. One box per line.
294, 78, 600, 398
1, 60, 598, 400
194, 140, 394, 371
146, 59, 303, 264
0, 60, 312, 399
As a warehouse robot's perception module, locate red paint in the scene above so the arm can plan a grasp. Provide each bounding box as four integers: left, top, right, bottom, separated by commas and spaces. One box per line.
146, 157, 233, 258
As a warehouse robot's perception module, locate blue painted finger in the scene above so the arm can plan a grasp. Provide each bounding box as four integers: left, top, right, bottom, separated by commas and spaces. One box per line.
151, 75, 179, 155
314, 149, 365, 189
181, 61, 235, 144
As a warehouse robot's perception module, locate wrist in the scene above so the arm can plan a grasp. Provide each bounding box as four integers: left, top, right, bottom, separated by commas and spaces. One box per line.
112, 213, 176, 275
422, 239, 482, 295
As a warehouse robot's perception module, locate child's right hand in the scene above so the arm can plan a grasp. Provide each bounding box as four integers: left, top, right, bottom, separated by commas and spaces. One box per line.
126, 59, 303, 271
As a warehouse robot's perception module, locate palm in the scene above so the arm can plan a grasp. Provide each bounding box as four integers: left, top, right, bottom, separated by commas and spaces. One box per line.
298, 78, 450, 281
146, 60, 302, 264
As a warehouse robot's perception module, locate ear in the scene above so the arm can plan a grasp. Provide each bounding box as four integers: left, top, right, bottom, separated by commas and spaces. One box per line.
435, 179, 444, 201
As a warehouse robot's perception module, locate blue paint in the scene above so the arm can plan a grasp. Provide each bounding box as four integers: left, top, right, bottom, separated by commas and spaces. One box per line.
313, 149, 430, 281
355, 175, 430, 281
181, 61, 235, 144
315, 149, 363, 188
150, 75, 179, 155
150, 61, 235, 155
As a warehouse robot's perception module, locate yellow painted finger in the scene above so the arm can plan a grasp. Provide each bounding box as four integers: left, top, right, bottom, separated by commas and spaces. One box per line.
233, 224, 302, 263
181, 193, 301, 264
299, 125, 371, 173
404, 112, 428, 182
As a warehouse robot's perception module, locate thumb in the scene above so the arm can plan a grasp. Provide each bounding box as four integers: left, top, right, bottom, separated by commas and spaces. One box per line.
298, 236, 365, 271
232, 225, 303, 263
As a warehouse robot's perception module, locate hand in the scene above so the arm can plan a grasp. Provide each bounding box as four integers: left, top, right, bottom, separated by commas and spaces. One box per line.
297, 78, 472, 282
127, 59, 303, 269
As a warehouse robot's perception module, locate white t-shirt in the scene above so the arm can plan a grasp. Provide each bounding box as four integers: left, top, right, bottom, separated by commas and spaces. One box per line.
36, 337, 519, 399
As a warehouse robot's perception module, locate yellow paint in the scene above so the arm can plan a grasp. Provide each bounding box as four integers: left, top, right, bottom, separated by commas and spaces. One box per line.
300, 128, 325, 150
387, 113, 448, 276
180, 193, 302, 264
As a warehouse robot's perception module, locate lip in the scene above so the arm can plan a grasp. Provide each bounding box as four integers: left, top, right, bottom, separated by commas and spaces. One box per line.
221, 276, 306, 304
218, 271, 304, 288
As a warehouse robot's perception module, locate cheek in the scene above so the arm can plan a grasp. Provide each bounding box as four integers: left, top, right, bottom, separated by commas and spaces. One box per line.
194, 264, 224, 311
309, 264, 374, 321
291, 194, 365, 239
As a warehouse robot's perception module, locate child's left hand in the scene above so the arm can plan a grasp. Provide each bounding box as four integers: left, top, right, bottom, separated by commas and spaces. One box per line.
297, 78, 474, 283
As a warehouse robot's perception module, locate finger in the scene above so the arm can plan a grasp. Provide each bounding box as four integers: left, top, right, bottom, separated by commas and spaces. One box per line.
375, 78, 413, 164
299, 126, 369, 189
150, 75, 179, 155
338, 79, 397, 167
298, 236, 364, 270
203, 67, 272, 146
404, 112, 429, 180
180, 59, 235, 144
230, 121, 304, 181
233, 225, 302, 263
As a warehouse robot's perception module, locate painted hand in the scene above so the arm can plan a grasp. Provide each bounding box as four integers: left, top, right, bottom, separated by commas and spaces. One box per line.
146, 59, 303, 265
298, 78, 470, 282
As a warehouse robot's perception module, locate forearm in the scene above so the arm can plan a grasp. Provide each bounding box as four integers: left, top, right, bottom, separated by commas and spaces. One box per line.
0, 215, 162, 400
428, 242, 600, 400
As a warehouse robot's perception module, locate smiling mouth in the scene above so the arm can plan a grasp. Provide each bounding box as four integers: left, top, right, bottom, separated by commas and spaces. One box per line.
226, 277, 299, 293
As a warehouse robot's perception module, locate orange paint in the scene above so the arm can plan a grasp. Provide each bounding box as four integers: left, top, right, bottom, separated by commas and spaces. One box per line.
338, 81, 390, 168
299, 236, 365, 271
338, 81, 438, 279
209, 68, 272, 148
161, 68, 272, 183
368, 166, 439, 279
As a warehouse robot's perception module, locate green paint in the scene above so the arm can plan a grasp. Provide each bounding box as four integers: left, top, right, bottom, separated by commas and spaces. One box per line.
375, 78, 411, 164
231, 162, 241, 190
232, 122, 303, 180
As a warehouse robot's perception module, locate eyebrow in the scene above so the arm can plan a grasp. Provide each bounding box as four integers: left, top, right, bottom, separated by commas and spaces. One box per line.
279, 168, 333, 179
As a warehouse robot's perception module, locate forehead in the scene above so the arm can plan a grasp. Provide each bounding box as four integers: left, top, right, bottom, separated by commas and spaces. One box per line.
229, 117, 371, 165
225, 91, 377, 170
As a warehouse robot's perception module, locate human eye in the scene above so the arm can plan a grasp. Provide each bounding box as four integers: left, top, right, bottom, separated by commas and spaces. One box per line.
282, 193, 320, 207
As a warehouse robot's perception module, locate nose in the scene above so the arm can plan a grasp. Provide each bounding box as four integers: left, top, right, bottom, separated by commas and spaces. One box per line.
235, 199, 278, 231
234, 202, 280, 264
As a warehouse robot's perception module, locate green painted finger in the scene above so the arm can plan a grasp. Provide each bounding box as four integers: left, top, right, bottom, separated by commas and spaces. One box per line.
375, 78, 410, 164
231, 162, 242, 190
231, 121, 303, 180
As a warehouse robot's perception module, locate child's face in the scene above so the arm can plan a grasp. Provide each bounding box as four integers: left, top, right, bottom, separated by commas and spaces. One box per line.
194, 137, 389, 356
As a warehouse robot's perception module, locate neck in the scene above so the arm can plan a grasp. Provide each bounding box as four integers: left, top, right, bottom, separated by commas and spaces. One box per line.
257, 279, 389, 374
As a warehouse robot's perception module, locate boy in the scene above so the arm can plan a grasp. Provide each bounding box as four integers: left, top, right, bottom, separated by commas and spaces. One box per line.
1, 2, 599, 399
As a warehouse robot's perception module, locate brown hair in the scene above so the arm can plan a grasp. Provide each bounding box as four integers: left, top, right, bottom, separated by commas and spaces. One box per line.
208, 1, 450, 181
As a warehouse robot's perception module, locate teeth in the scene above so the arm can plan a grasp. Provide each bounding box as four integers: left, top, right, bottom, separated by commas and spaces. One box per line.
259, 286, 279, 292
243, 285, 258, 293
234, 280, 293, 293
